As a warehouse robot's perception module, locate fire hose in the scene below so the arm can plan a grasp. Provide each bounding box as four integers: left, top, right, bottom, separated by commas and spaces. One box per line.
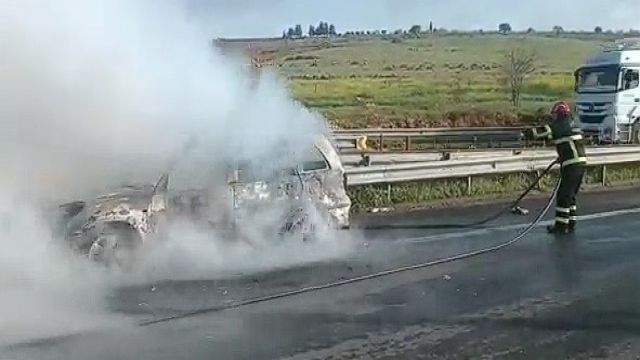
140, 160, 560, 327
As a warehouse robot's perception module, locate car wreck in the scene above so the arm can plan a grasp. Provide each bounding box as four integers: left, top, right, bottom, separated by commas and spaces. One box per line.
55, 135, 351, 267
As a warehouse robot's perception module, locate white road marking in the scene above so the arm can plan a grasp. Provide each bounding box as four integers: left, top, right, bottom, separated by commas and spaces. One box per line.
392, 207, 640, 245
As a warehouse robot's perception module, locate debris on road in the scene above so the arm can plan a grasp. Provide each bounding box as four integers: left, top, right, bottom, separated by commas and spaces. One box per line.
511, 206, 529, 215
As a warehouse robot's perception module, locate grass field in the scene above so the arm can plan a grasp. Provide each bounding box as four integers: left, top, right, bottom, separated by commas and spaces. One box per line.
223, 34, 607, 128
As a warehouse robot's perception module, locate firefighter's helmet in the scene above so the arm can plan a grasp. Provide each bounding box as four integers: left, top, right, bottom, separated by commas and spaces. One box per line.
550, 101, 571, 119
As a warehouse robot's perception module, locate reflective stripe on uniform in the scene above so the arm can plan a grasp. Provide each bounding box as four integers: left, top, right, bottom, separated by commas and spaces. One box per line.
556, 207, 571, 213
555, 217, 571, 224
568, 138, 581, 162
562, 157, 588, 167
553, 134, 583, 145
569, 216, 578, 221
544, 125, 553, 140
570, 205, 577, 211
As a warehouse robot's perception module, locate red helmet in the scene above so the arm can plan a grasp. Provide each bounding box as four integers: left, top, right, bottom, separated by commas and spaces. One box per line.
551, 101, 571, 118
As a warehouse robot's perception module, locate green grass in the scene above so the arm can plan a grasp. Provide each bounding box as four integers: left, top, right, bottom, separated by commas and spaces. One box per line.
267, 35, 603, 127
348, 163, 640, 211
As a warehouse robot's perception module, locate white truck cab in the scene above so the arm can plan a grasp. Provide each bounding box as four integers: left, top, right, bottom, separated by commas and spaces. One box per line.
575, 38, 640, 143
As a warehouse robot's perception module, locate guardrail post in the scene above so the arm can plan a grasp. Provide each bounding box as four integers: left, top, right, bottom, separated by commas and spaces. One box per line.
467, 176, 472, 196
601, 165, 607, 186
387, 183, 392, 203
378, 134, 384, 152
405, 135, 411, 152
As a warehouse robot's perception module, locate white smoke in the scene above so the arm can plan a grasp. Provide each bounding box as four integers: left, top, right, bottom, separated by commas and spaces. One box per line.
1, 0, 325, 200
135, 217, 353, 282
0, 197, 128, 347
0, 0, 349, 347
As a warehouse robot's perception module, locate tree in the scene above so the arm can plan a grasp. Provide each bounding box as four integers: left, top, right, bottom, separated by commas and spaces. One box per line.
314, 21, 329, 35
381, 29, 387, 35
500, 48, 537, 108
552, 25, 564, 35
294, 24, 303, 37
429, 21, 434, 33
329, 24, 336, 35
308, 25, 315, 36
499, 23, 512, 34
594, 26, 603, 34
286, 27, 295, 38
409, 25, 422, 35
526, 27, 535, 34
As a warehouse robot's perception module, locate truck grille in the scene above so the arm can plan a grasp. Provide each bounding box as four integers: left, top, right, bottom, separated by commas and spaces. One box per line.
576, 102, 609, 113
579, 115, 606, 124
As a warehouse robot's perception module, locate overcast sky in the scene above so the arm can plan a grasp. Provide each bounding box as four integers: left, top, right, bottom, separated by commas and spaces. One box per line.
192, 0, 640, 37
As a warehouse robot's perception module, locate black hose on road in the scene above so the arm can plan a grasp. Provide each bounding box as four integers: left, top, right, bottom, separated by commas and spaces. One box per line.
140, 162, 561, 327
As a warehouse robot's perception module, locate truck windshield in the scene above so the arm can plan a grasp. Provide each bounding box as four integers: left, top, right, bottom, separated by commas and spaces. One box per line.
575, 65, 619, 93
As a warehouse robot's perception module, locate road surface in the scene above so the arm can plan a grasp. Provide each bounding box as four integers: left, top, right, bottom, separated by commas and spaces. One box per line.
5, 186, 640, 359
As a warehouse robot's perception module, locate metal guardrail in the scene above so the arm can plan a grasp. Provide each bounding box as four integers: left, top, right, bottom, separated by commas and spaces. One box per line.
334, 127, 528, 152
334, 127, 523, 136
340, 149, 553, 166
344, 146, 640, 186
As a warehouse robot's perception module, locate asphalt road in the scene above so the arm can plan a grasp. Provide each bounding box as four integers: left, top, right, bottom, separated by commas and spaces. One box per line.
5, 186, 640, 359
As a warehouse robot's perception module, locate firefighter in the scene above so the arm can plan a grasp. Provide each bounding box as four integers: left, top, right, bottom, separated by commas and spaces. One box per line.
524, 101, 587, 235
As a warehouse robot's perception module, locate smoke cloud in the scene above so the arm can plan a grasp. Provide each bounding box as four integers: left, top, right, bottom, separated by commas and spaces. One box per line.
0, 0, 345, 347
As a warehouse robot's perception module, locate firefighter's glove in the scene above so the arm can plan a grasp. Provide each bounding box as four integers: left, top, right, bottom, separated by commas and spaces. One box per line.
522, 127, 535, 141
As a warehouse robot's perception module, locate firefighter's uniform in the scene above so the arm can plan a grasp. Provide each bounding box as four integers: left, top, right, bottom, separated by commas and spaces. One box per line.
525, 112, 587, 234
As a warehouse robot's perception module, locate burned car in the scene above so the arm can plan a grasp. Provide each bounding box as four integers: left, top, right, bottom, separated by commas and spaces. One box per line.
229, 137, 351, 229
228, 135, 351, 238
56, 135, 351, 266
56, 175, 169, 267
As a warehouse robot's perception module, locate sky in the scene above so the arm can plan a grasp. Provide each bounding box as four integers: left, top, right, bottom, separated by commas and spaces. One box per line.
192, 0, 640, 38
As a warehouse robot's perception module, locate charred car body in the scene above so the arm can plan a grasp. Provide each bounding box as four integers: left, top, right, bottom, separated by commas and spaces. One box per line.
56, 135, 351, 266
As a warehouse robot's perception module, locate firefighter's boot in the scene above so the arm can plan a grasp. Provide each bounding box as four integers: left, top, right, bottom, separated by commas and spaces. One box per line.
568, 205, 577, 232
547, 223, 572, 235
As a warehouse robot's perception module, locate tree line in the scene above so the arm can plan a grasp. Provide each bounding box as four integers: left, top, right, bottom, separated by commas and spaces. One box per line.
498, 22, 638, 36
283, 21, 637, 39
284, 21, 337, 39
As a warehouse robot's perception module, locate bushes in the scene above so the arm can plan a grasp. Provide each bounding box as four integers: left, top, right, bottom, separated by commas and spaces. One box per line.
289, 73, 334, 80
283, 54, 319, 61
